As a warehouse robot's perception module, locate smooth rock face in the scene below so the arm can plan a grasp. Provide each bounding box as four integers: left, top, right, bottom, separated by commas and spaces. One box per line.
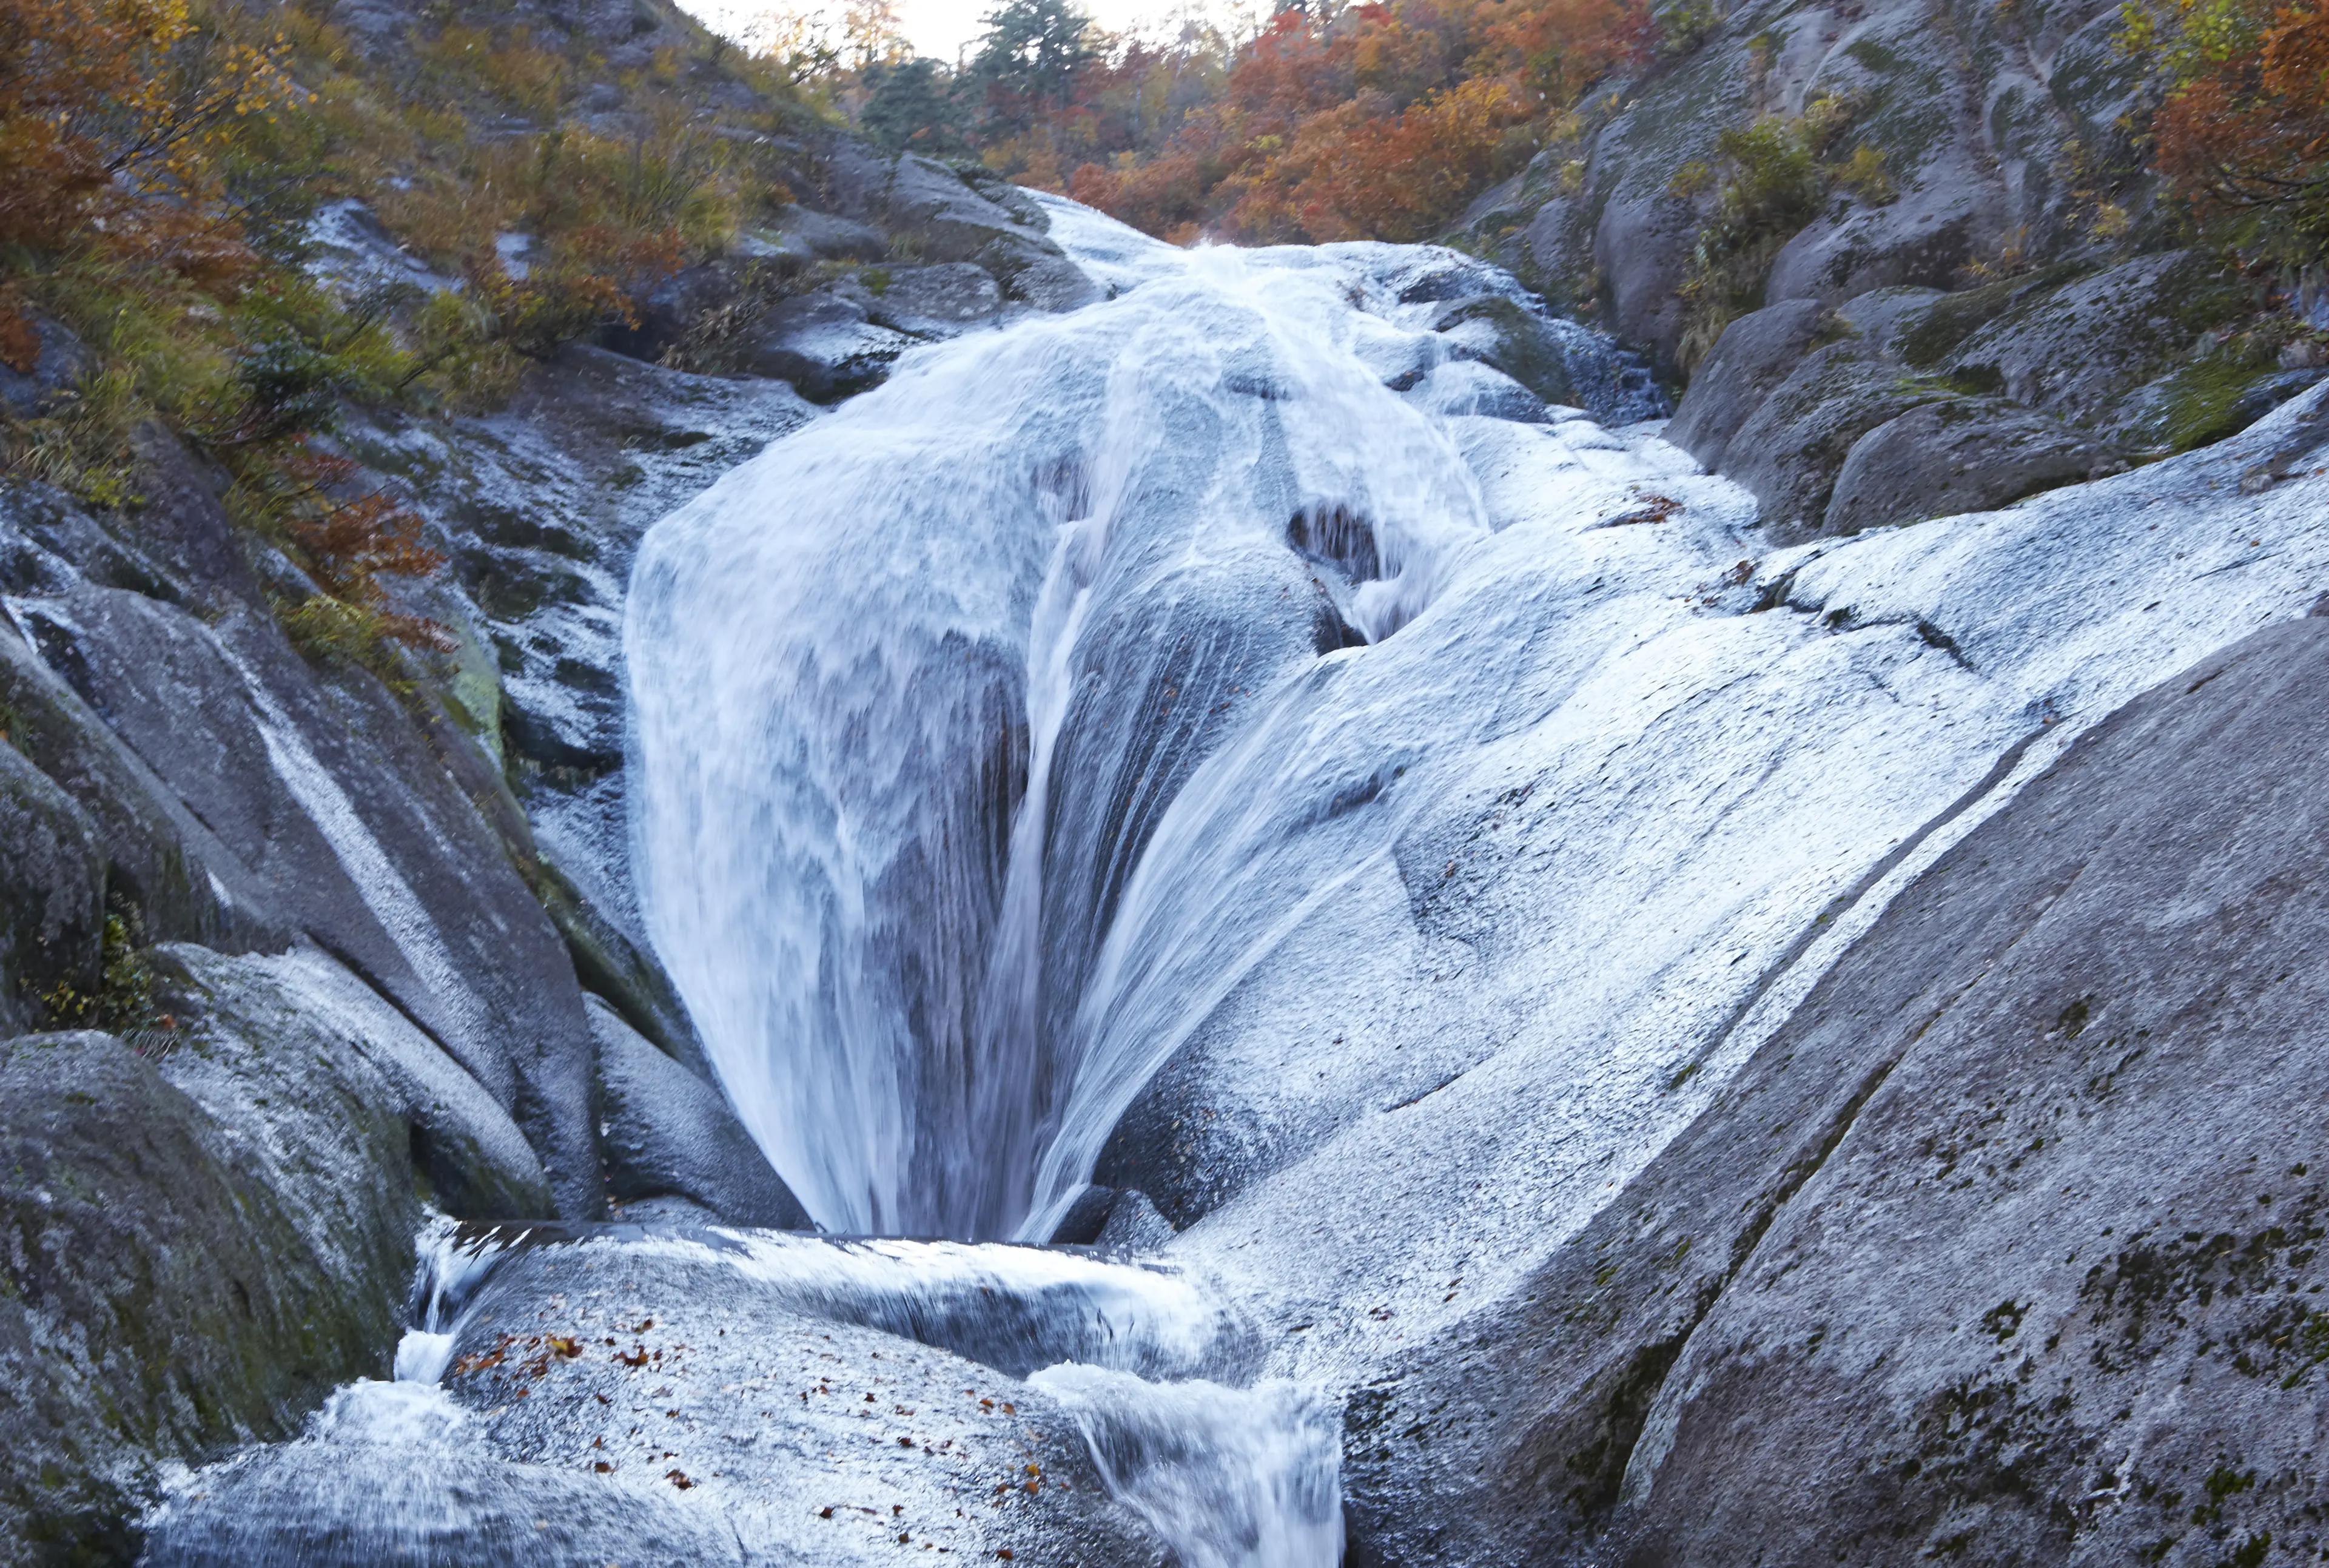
1617, 614, 2329, 1564
590, 996, 810, 1229
0, 1032, 404, 1564
1664, 298, 1829, 471
744, 292, 917, 403
1333, 616, 2329, 1567
1823, 397, 2121, 533
0, 613, 281, 957
11, 581, 603, 1214
152, 943, 551, 1222
845, 262, 1005, 338
1431, 295, 1580, 408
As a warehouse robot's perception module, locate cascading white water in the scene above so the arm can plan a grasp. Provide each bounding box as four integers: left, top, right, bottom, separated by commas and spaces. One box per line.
627, 221, 1500, 1243
620, 200, 1631, 1567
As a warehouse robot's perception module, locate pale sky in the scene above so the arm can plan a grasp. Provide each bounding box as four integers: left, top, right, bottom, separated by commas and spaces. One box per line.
684, 0, 1258, 70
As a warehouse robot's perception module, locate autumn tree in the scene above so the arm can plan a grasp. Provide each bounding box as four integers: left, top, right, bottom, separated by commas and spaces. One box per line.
2129, 0, 2329, 264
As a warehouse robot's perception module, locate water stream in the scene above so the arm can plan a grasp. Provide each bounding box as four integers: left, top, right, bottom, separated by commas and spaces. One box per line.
144, 198, 1660, 1566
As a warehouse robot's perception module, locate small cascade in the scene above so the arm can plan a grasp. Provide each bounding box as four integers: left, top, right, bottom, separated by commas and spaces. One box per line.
1032, 1367, 1347, 1568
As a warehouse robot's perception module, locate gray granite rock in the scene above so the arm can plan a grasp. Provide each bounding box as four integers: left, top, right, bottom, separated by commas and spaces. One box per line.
1823, 397, 2123, 532
742, 291, 916, 402
1430, 295, 1580, 407
590, 996, 810, 1229
0, 735, 104, 1036
423, 1237, 1176, 1564
1664, 299, 1829, 471
1340, 616, 2329, 1567
152, 943, 553, 1222
0, 1031, 409, 1564
1717, 342, 1950, 537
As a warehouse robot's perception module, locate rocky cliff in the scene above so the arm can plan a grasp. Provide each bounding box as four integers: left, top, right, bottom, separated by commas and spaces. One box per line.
1463, 0, 2325, 538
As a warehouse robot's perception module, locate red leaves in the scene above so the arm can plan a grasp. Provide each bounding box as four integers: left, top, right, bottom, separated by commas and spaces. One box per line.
1059, 0, 1649, 244
0, 306, 38, 375
2142, 0, 2329, 259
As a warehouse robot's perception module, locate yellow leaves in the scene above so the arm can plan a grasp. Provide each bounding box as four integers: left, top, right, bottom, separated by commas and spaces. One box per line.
1835, 143, 1898, 204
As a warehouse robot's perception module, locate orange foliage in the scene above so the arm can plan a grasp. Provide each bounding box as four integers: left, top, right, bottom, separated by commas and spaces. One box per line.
278, 451, 453, 650
0, 0, 294, 281
1064, 0, 1647, 244
2142, 0, 2329, 260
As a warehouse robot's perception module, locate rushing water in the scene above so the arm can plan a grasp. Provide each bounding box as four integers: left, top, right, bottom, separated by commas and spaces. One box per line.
614, 200, 1656, 1565
627, 205, 1652, 1244
145, 197, 1660, 1567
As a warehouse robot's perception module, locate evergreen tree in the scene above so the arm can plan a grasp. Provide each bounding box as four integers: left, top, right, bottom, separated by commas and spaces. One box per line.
970, 0, 1097, 129
859, 57, 969, 153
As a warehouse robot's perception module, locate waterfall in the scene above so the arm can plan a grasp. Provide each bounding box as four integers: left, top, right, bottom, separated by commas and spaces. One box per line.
149, 198, 1655, 1567
617, 200, 1591, 1566
627, 215, 1500, 1244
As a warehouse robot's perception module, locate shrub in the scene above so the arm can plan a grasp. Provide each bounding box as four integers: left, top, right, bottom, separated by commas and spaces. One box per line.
2136, 0, 2329, 267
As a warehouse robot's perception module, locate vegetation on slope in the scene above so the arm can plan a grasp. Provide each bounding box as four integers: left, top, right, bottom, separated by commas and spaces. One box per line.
0, 0, 814, 673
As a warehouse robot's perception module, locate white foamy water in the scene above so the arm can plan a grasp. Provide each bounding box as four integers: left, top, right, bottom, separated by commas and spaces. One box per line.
1032, 1365, 1346, 1568
622, 212, 1582, 1244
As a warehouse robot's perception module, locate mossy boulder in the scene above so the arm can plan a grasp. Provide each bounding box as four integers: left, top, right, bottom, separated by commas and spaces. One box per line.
1716, 342, 1952, 537
0, 742, 104, 1038
1665, 298, 1830, 470
1823, 396, 2124, 531
0, 1031, 408, 1564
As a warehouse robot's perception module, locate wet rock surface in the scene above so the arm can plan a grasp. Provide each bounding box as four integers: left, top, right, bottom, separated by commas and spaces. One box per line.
593, 997, 810, 1229
1333, 613, 2329, 1568
0, 1032, 406, 1563
405, 1236, 1178, 1566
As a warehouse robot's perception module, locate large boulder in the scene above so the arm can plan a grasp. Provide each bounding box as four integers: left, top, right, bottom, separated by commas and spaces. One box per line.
818, 144, 1096, 313
141, 1382, 745, 1568
152, 943, 553, 1222
1430, 295, 1580, 408
1823, 397, 2123, 532
153, 1236, 1182, 1565
1716, 342, 1949, 537
0, 1031, 410, 1563
842, 261, 1005, 339
589, 995, 810, 1228
1663, 299, 1829, 471
741, 291, 916, 402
